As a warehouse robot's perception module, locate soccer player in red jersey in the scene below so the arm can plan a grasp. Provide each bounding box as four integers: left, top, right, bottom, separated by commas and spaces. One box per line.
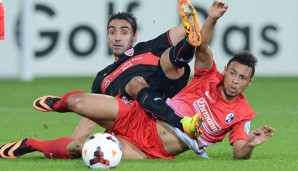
0, 0, 274, 160
0, 0, 4, 40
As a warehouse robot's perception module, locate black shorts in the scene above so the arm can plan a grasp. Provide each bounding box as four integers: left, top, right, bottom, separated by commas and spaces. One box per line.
146, 62, 190, 98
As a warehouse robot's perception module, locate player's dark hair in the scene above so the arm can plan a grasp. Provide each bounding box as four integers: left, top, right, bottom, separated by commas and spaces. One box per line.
107, 12, 138, 35
227, 50, 258, 78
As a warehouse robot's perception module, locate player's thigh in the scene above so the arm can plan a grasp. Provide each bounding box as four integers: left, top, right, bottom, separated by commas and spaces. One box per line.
147, 61, 190, 98
116, 136, 147, 160
162, 64, 190, 98
67, 93, 119, 124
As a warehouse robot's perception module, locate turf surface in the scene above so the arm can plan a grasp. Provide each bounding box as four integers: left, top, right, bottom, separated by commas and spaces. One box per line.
0, 77, 297, 171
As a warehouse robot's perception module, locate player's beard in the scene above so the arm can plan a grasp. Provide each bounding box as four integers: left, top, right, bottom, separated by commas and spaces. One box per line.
112, 45, 132, 58
221, 85, 237, 101
113, 52, 123, 57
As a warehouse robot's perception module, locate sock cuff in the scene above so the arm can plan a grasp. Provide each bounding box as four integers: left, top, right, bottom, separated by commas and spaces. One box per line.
53, 90, 85, 112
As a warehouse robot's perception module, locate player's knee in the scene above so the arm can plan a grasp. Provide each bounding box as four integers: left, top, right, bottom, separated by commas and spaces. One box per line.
67, 94, 84, 112
125, 76, 149, 99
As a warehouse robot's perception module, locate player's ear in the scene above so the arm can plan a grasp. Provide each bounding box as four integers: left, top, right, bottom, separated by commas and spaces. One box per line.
247, 77, 254, 87
223, 66, 227, 75
133, 32, 138, 42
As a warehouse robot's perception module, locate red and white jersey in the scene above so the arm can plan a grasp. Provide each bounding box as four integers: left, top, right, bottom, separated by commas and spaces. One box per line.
0, 0, 4, 40
167, 62, 255, 145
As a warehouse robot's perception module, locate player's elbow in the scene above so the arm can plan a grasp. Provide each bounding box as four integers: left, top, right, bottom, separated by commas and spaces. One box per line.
125, 76, 148, 99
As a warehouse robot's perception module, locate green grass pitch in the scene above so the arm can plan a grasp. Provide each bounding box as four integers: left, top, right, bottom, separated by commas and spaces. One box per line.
0, 77, 297, 171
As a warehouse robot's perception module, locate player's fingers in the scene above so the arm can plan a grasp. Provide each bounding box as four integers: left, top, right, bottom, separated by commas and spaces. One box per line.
252, 129, 261, 136
213, 0, 222, 5
260, 125, 269, 131
261, 125, 275, 134
265, 132, 274, 139
216, 0, 228, 10
223, 3, 228, 9
217, 0, 225, 6
267, 127, 275, 134
212, 0, 218, 7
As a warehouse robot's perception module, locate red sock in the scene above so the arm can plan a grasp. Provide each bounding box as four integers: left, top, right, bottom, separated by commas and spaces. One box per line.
53, 90, 85, 112
26, 138, 75, 159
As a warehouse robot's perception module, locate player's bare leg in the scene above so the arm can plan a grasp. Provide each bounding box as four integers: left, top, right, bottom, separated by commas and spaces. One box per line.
116, 137, 147, 159
34, 92, 119, 130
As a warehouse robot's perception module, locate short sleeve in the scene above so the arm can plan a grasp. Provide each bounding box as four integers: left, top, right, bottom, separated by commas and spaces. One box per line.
229, 120, 251, 145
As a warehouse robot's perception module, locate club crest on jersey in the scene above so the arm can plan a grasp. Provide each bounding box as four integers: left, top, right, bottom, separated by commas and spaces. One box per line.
103, 76, 112, 88
225, 113, 235, 123
124, 48, 134, 56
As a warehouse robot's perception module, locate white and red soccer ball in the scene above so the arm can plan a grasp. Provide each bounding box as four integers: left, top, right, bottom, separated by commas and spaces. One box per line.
82, 133, 123, 169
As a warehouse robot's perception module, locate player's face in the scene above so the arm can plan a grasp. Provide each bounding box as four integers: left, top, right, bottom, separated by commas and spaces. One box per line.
107, 19, 137, 58
222, 61, 253, 101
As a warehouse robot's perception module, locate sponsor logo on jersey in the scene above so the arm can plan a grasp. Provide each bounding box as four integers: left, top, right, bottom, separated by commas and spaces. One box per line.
244, 121, 251, 135
225, 113, 235, 123
193, 98, 221, 134
103, 76, 111, 88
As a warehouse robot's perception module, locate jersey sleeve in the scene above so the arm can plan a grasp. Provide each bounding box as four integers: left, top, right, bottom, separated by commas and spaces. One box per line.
91, 73, 103, 94
91, 67, 111, 94
228, 120, 252, 145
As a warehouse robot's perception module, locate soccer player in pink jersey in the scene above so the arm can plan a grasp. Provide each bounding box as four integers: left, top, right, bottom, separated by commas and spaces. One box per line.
0, 0, 4, 40
0, 0, 274, 160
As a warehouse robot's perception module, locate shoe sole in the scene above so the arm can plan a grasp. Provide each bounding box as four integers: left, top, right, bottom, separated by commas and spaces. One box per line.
195, 113, 203, 128
194, 114, 203, 137
32, 95, 59, 112
181, 113, 203, 139
178, 0, 202, 47
0, 139, 26, 159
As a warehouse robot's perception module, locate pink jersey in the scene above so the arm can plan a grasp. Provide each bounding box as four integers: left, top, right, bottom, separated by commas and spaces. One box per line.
167, 62, 255, 145
0, 1, 4, 40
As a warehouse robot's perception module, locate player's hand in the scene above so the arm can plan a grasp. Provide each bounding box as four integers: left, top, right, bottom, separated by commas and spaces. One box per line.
209, 0, 228, 20
247, 125, 275, 147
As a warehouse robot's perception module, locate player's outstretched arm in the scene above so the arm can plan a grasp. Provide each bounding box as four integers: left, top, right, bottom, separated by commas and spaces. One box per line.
71, 117, 97, 139
194, 0, 228, 70
232, 125, 275, 159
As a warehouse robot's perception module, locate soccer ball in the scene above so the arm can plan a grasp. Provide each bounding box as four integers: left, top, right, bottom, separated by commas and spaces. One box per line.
82, 133, 123, 169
